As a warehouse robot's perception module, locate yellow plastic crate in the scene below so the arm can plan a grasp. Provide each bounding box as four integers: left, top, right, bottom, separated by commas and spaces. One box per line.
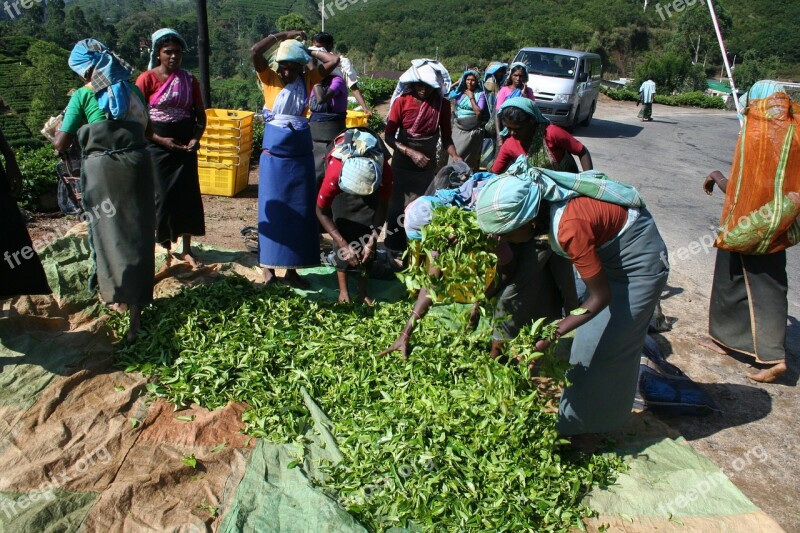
205, 109, 255, 136
346, 110, 369, 127
198, 150, 252, 197
197, 148, 251, 166
201, 133, 253, 153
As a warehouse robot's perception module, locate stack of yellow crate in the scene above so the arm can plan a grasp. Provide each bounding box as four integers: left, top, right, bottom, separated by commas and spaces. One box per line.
197, 109, 255, 197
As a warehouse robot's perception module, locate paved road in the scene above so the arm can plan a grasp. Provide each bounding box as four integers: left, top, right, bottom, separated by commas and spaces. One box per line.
573, 98, 800, 348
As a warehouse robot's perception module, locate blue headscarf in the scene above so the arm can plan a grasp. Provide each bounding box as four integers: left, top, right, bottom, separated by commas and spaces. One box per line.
448, 69, 483, 99
475, 156, 645, 235
149, 28, 188, 69
68, 39, 134, 120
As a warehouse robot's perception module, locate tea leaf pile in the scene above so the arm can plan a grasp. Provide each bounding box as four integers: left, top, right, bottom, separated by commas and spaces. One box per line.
398, 206, 498, 303
111, 275, 622, 531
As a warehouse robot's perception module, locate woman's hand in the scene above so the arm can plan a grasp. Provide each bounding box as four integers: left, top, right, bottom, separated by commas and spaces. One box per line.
380, 333, 411, 359
156, 136, 186, 152
464, 88, 474, 99
361, 237, 377, 264
407, 149, 430, 169
185, 139, 200, 152
534, 338, 550, 352
340, 244, 360, 268
703, 175, 715, 195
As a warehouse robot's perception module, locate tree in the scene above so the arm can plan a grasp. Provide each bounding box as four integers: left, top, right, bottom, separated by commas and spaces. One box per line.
43, 0, 68, 48
22, 40, 73, 134
669, 1, 732, 67
733, 51, 780, 92
276, 13, 310, 33
64, 6, 92, 46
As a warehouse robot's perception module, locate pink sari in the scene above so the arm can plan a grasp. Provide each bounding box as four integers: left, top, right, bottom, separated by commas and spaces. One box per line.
148, 69, 194, 123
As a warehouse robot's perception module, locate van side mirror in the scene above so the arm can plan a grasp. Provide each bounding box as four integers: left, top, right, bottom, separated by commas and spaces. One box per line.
577, 72, 589, 82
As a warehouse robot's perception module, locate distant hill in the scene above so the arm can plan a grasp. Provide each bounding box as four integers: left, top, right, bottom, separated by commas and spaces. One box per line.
325, 0, 800, 77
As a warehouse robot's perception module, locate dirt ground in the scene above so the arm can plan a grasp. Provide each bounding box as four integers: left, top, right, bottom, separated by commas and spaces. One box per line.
22, 97, 800, 531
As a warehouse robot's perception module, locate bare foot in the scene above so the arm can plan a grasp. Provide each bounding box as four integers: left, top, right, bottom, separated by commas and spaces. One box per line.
108, 302, 128, 313
697, 336, 729, 355
747, 361, 787, 383
263, 268, 278, 285
283, 270, 310, 289
176, 250, 203, 269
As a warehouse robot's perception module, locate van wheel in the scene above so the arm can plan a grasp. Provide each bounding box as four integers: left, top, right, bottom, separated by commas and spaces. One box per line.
580, 101, 596, 127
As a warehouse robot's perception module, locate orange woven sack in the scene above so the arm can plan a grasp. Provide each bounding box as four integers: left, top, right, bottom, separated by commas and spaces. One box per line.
715, 92, 800, 254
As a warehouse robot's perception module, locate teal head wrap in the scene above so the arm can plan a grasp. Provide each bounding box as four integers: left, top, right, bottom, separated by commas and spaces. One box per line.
476, 157, 646, 235
149, 28, 188, 69
498, 96, 549, 136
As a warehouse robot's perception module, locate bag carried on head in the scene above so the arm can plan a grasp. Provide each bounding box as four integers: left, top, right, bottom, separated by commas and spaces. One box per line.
332, 129, 385, 196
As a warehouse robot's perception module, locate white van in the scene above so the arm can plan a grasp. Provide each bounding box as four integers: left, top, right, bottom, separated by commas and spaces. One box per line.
512, 47, 602, 129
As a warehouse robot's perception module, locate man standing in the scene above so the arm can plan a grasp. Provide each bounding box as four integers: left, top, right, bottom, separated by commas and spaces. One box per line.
638, 76, 656, 122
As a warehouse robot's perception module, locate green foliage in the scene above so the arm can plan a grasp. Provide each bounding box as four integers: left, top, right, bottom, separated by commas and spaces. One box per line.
210, 78, 262, 112
599, 85, 725, 109
399, 206, 498, 304
657, 91, 726, 109
733, 51, 781, 92
110, 275, 624, 531
251, 118, 264, 163
12, 146, 59, 211
276, 13, 310, 33
634, 51, 706, 94
357, 77, 395, 107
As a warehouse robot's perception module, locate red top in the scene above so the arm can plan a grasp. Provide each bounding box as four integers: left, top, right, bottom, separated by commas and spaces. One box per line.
491, 125, 585, 174
317, 156, 394, 209
385, 93, 453, 148
135, 70, 204, 105
557, 197, 628, 279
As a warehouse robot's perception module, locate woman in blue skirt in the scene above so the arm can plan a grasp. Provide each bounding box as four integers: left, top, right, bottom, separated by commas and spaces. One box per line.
250, 30, 339, 286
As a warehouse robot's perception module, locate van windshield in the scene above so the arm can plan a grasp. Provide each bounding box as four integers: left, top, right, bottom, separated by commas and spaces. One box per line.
514, 51, 577, 79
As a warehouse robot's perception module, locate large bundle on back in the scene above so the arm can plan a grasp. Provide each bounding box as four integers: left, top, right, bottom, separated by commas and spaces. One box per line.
716, 92, 800, 254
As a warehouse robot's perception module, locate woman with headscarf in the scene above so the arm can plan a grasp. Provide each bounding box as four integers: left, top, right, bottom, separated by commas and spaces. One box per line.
53, 39, 154, 340
383, 59, 461, 253
492, 97, 593, 174
1, 127, 51, 298
136, 28, 206, 268
448, 69, 487, 171
250, 30, 339, 286
316, 128, 393, 304
494, 62, 534, 146
700, 81, 800, 383
475, 159, 669, 438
